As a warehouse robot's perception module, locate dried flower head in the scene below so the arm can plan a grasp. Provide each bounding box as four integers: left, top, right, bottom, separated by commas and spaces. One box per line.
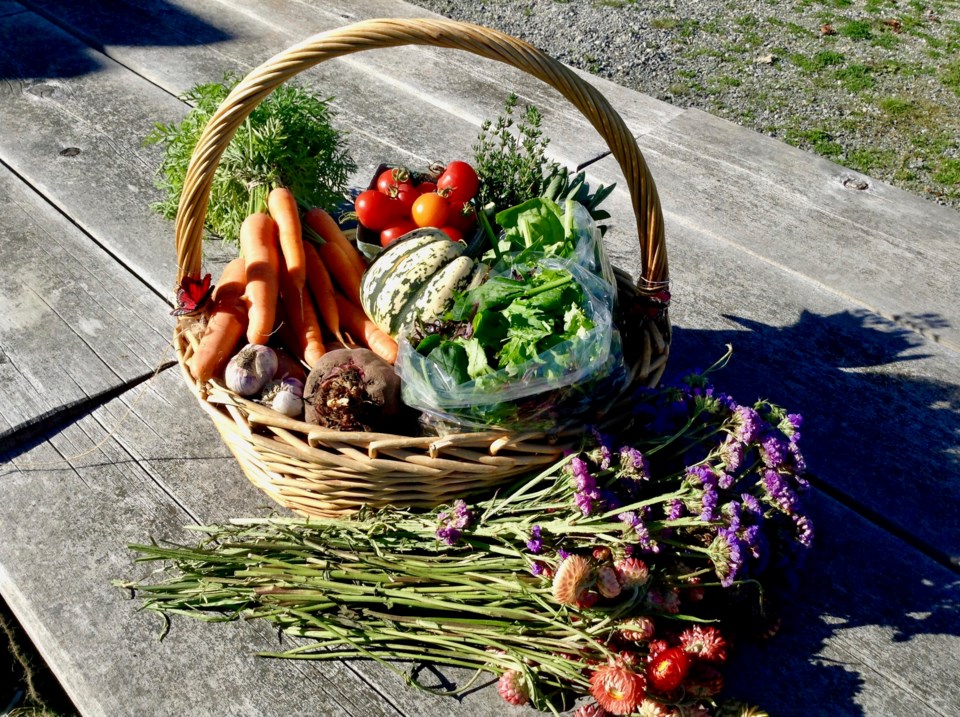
614, 557, 650, 588
597, 565, 622, 598
679, 625, 728, 663
637, 697, 678, 717
589, 664, 646, 715
552, 555, 593, 606
618, 616, 656, 643
572, 702, 610, 717
497, 669, 530, 706
646, 646, 690, 693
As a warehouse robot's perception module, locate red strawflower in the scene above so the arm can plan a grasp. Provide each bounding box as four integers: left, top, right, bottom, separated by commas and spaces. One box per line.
647, 639, 670, 659
618, 616, 656, 643
589, 664, 646, 715
614, 557, 650, 588
678, 625, 728, 663
646, 646, 690, 692
497, 670, 529, 706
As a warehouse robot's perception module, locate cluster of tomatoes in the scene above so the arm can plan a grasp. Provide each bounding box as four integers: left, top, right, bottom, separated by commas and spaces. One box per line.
355, 161, 480, 247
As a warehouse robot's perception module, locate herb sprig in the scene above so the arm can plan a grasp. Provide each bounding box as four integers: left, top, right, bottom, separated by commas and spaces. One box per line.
145, 76, 356, 243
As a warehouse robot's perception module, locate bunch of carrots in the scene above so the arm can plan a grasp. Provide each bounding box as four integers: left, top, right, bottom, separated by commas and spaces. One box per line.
187, 187, 398, 385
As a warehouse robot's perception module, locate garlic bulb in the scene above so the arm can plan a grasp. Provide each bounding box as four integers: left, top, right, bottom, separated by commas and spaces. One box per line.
225, 344, 277, 396
262, 376, 304, 417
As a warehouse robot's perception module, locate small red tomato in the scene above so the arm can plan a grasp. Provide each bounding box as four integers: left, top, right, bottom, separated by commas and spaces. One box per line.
439, 226, 463, 242
379, 220, 417, 248
411, 192, 450, 228
376, 166, 411, 194
646, 647, 690, 693
438, 160, 480, 203
355, 189, 403, 231
416, 181, 437, 195
446, 200, 477, 232
392, 184, 419, 215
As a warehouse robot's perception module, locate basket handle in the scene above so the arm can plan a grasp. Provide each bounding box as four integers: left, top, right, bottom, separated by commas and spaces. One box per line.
174, 17, 668, 292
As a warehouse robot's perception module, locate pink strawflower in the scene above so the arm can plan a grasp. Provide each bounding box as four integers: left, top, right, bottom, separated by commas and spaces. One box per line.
638, 697, 678, 717
573, 703, 610, 717
597, 565, 622, 598
497, 670, 529, 706
679, 625, 728, 663
618, 616, 656, 643
614, 557, 650, 588
553, 555, 593, 606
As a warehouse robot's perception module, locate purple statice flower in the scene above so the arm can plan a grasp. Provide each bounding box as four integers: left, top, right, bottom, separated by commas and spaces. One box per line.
619, 511, 660, 553
780, 413, 803, 439
589, 428, 615, 470
557, 548, 571, 561
436, 499, 473, 545
709, 527, 745, 587
718, 471, 735, 490
530, 562, 544, 577
762, 469, 800, 515
526, 525, 544, 554
742, 493, 764, 518
667, 499, 686, 521
569, 456, 601, 516
686, 464, 719, 489
793, 513, 815, 549
789, 441, 808, 475
718, 437, 744, 474
760, 435, 788, 469
618, 446, 651, 482
741, 524, 769, 574
725, 500, 743, 531
700, 485, 720, 522
732, 405, 763, 445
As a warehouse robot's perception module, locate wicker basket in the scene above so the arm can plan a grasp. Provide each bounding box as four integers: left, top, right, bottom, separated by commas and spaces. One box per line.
173, 18, 670, 517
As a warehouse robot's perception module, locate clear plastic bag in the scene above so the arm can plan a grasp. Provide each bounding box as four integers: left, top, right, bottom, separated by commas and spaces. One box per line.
394, 257, 628, 433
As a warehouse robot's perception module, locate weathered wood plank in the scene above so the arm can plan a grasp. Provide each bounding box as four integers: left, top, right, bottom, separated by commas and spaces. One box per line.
0, 164, 172, 440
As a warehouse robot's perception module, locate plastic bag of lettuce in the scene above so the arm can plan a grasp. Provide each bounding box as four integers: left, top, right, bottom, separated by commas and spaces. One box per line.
395, 196, 628, 433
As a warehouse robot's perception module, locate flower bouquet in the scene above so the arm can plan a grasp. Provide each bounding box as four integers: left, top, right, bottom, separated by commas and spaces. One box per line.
120, 354, 812, 716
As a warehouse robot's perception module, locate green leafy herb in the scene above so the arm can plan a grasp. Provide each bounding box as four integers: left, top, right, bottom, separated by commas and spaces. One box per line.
472, 94, 558, 211
145, 75, 356, 243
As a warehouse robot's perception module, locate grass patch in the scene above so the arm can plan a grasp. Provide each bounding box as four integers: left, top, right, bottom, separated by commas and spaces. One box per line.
839, 20, 874, 40
942, 60, 960, 96
651, 17, 679, 30
784, 127, 844, 158
878, 96, 916, 117
846, 146, 898, 175
933, 158, 960, 186
790, 50, 845, 72
835, 64, 875, 92
870, 32, 899, 49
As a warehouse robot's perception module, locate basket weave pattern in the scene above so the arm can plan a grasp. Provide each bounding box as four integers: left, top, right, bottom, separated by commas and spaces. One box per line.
173, 18, 670, 517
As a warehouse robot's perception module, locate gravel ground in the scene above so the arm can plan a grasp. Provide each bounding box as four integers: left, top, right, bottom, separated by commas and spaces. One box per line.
408, 0, 960, 209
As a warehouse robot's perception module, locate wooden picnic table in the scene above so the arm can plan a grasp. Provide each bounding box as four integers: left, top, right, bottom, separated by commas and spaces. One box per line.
1, 1, 958, 715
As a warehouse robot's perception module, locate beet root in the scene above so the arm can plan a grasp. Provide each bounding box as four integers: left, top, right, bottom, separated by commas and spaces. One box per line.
302, 348, 401, 431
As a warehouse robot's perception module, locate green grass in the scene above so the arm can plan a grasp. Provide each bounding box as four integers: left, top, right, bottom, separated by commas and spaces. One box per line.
784, 127, 844, 157
878, 96, 916, 117
835, 64, 875, 92
933, 158, 960, 185
943, 60, 960, 96
839, 20, 874, 40
790, 49, 846, 72
651, 17, 679, 30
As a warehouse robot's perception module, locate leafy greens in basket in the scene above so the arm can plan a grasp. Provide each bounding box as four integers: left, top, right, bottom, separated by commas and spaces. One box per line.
145, 76, 355, 243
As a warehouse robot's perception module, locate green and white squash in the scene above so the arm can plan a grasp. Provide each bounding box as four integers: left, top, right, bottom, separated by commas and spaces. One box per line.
359, 229, 489, 338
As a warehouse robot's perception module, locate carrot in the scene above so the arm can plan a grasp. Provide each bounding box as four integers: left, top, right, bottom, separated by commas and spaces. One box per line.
303, 207, 367, 276
268, 187, 306, 290
334, 291, 398, 365
316, 240, 364, 308
302, 241, 341, 341
240, 212, 280, 345
277, 254, 326, 368
188, 258, 249, 383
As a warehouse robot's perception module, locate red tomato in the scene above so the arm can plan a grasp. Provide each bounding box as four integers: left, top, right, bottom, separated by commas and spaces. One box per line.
416, 181, 437, 195
446, 200, 477, 232
437, 161, 479, 203
393, 185, 419, 215
376, 166, 411, 195
411, 192, 450, 228
355, 189, 402, 231
379, 220, 417, 248
439, 226, 463, 242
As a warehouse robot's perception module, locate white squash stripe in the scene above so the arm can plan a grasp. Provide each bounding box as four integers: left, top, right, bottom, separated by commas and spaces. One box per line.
402, 256, 476, 331
360, 230, 444, 316
371, 241, 466, 332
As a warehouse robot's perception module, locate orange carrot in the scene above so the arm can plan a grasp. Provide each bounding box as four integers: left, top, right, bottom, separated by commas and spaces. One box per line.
302, 241, 341, 341
268, 187, 306, 290
316, 240, 364, 308
188, 258, 249, 383
240, 212, 280, 345
303, 207, 367, 276
278, 254, 326, 368
334, 291, 398, 365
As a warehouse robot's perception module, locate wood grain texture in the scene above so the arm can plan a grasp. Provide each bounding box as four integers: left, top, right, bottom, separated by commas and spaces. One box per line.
0, 165, 172, 441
